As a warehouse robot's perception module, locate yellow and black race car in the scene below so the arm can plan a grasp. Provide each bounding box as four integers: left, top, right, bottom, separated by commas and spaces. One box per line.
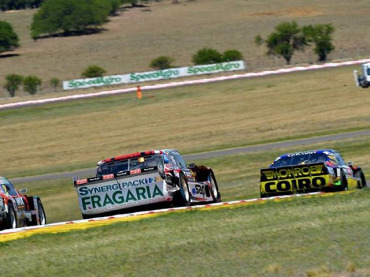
260, 149, 367, 198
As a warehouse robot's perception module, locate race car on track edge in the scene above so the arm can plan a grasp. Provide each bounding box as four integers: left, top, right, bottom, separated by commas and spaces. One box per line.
73, 149, 221, 219
0, 176, 46, 230
260, 149, 367, 198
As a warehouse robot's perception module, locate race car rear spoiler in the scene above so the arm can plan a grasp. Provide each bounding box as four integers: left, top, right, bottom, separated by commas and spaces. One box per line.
74, 166, 158, 186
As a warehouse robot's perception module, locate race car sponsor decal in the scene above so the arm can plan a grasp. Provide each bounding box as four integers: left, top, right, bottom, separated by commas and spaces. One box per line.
103, 174, 114, 180
121, 176, 162, 188
286, 151, 317, 157
77, 173, 166, 213
80, 185, 164, 211
261, 175, 330, 193
130, 169, 141, 175
261, 164, 326, 180
261, 164, 331, 193
88, 176, 101, 182
76, 179, 88, 185
192, 184, 205, 195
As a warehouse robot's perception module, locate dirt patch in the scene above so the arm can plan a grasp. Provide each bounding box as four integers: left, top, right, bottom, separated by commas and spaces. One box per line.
248, 7, 322, 17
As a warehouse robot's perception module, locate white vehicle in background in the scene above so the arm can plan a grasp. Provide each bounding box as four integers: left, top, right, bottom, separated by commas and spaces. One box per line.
354, 63, 370, 88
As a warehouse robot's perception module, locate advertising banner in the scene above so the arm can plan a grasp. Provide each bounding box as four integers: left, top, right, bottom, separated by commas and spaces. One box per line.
63, 61, 246, 90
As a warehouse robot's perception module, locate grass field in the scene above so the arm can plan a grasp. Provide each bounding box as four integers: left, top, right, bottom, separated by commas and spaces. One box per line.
1, 0, 370, 97
1, 190, 369, 276
1, 65, 370, 178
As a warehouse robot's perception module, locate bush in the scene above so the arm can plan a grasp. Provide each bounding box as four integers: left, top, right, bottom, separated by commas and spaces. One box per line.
49, 77, 60, 92
4, 74, 23, 97
23, 75, 42, 95
150, 56, 174, 70
223, 50, 243, 62
192, 48, 223, 65
81, 65, 106, 78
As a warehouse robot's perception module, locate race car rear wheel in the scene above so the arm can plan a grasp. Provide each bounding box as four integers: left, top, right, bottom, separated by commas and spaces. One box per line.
174, 172, 191, 207
339, 169, 348, 191
355, 171, 367, 188
5, 203, 17, 229
209, 172, 221, 203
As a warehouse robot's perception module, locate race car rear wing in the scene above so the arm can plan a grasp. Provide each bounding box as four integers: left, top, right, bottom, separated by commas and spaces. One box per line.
73, 166, 158, 187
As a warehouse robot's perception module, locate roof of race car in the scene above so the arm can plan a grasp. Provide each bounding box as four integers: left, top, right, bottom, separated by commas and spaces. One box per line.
275, 149, 336, 159
98, 149, 177, 165
269, 149, 337, 168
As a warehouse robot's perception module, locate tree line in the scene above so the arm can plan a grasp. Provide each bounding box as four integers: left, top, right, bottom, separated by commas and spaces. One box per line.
0, 0, 43, 11
0, 0, 144, 11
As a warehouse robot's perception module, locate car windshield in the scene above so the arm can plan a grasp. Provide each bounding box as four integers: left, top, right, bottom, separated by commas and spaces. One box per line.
96, 154, 163, 177
271, 152, 328, 167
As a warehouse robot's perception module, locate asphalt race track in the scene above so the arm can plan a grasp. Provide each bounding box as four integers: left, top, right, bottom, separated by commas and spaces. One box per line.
10, 129, 370, 185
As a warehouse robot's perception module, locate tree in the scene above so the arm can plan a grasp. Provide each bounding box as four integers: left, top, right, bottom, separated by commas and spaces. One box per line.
0, 0, 44, 11
192, 48, 223, 65
0, 21, 20, 54
255, 21, 307, 65
82, 65, 106, 78
303, 24, 335, 62
31, 0, 112, 39
49, 77, 60, 92
109, 0, 121, 15
23, 75, 42, 95
223, 50, 243, 62
150, 56, 174, 70
4, 74, 23, 97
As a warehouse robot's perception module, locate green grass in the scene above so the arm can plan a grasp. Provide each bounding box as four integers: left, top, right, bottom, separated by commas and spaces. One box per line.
1, 190, 369, 276
1, 66, 370, 178
1, 0, 370, 97
17, 134, 370, 224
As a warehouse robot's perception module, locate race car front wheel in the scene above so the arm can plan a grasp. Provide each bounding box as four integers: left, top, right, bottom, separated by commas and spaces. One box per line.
5, 203, 17, 229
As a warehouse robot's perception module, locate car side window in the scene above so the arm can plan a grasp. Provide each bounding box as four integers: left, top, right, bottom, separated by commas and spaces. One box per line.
171, 152, 187, 169
0, 184, 6, 194
0, 178, 18, 196
334, 152, 346, 166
